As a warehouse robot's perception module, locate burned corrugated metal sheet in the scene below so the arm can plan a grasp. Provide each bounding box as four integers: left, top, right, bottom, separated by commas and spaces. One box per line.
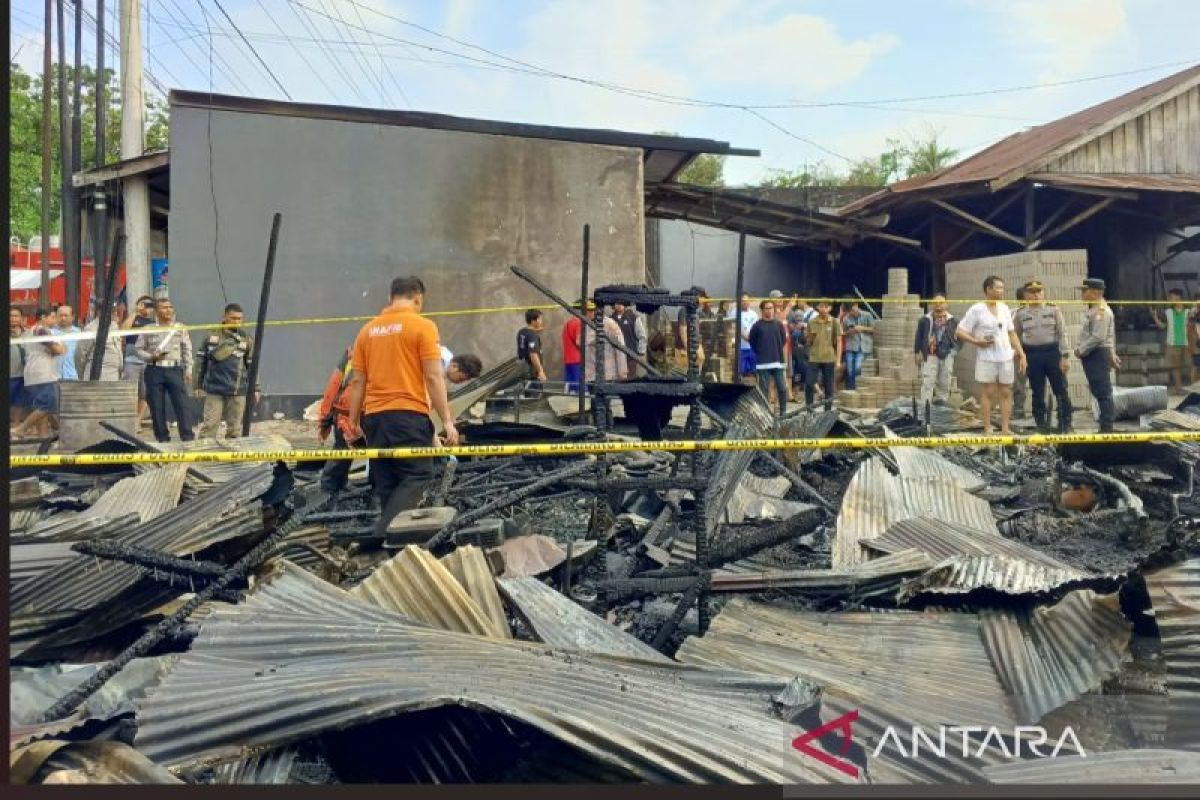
349, 545, 498, 638
208, 748, 299, 784
834, 457, 996, 570
10, 656, 178, 730
1144, 558, 1200, 749
80, 464, 188, 524
441, 545, 511, 639
11, 741, 183, 784
869, 517, 1075, 571
983, 749, 1200, 783
497, 576, 669, 663
1151, 409, 1200, 430
10, 543, 80, 593
833, 459, 905, 570
678, 598, 1018, 732
979, 590, 1131, 725
710, 549, 934, 597
898, 555, 1114, 603
138, 434, 296, 485
724, 474, 793, 525
888, 440, 987, 492
10, 466, 273, 647
134, 564, 853, 783
703, 391, 776, 536
15, 512, 141, 543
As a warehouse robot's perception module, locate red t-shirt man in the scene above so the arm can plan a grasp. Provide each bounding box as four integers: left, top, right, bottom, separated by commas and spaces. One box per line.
562, 315, 583, 393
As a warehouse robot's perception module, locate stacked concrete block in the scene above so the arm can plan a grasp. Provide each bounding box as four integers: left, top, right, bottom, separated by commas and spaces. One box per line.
860, 267, 926, 407
1116, 334, 1169, 388
946, 250, 1091, 410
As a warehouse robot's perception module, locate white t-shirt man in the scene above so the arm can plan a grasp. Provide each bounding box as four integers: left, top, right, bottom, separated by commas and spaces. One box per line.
959, 301, 1015, 384
728, 306, 759, 351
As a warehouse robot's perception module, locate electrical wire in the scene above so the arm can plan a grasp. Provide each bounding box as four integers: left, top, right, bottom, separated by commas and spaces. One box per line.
150, 0, 254, 94
286, 0, 369, 105
317, 0, 390, 106
211, 0, 293, 99
347, 0, 412, 108
253, 0, 340, 100
198, 3, 229, 305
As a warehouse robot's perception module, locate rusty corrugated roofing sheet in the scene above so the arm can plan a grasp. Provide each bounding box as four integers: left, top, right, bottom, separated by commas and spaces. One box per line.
497, 576, 669, 663
979, 590, 1131, 724
12, 741, 182, 784
1144, 558, 1200, 749
440, 545, 511, 639
983, 749, 1200, 783
133, 564, 853, 783
80, 464, 188, 524
838, 64, 1200, 215
349, 545, 500, 637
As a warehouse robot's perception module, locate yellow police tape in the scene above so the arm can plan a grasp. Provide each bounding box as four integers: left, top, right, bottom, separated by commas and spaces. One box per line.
15, 295, 1189, 345
10, 430, 1200, 468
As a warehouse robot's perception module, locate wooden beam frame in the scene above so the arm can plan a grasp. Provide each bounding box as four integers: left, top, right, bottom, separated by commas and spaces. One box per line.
931, 198, 1025, 247
943, 186, 1029, 255
1026, 197, 1116, 250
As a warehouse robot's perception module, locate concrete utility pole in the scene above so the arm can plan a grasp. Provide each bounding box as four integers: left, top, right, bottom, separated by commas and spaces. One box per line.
41, 0, 53, 309
92, 0, 107, 305
120, 0, 151, 301
57, 0, 79, 316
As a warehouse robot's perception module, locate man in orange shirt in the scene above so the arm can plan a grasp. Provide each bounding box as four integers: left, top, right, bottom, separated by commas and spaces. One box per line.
347, 276, 460, 537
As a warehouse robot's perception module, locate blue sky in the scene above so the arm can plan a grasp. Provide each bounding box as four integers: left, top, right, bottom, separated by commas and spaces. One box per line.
10, 0, 1200, 185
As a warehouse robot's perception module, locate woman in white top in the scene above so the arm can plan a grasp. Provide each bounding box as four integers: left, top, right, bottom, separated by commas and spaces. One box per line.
956, 276, 1027, 435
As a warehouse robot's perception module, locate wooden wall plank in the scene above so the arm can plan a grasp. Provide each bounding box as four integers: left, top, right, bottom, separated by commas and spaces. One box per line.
1123, 120, 1140, 172
1098, 130, 1113, 172
1163, 97, 1178, 172
1149, 104, 1165, 172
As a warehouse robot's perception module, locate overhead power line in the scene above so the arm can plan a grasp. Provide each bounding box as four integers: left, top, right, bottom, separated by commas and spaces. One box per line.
211, 0, 292, 99
253, 0, 340, 100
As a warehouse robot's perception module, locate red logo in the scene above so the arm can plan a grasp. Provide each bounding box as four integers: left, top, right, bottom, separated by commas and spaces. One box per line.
791, 709, 860, 779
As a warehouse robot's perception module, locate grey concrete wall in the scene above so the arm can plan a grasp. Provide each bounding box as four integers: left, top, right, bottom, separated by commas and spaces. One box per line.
652, 219, 823, 298
168, 107, 645, 397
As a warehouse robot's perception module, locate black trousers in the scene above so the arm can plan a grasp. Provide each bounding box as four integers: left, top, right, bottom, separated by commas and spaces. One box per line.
320, 426, 352, 494
1082, 348, 1116, 432
1025, 344, 1072, 428
791, 350, 809, 388
363, 410, 435, 537
805, 362, 836, 411
144, 365, 194, 442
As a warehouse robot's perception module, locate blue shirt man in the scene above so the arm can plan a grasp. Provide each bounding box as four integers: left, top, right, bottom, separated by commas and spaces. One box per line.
52, 304, 82, 381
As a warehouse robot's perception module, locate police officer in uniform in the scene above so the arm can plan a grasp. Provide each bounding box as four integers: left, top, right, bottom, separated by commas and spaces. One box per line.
194, 302, 258, 439
1011, 286, 1029, 419
1014, 280, 1073, 433
1074, 278, 1119, 433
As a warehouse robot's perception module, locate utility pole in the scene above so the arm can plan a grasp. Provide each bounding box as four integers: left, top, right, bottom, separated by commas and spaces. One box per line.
40, 0, 53, 309
57, 0, 79, 317
72, 0, 84, 312
92, 0, 107, 306
120, 0, 151, 302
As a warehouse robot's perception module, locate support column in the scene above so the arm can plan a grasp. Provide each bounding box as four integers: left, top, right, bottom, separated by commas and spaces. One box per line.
119, 0, 151, 301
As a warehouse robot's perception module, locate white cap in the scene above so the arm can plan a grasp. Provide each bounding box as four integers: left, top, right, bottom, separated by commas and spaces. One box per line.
768, 290, 784, 298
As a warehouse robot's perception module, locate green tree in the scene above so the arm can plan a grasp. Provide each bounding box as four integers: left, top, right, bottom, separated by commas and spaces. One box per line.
676, 153, 726, 186
758, 162, 847, 188
900, 128, 958, 178
654, 131, 726, 186
9, 63, 169, 240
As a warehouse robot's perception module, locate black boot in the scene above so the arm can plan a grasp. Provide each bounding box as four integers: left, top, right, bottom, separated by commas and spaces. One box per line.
1033, 412, 1048, 433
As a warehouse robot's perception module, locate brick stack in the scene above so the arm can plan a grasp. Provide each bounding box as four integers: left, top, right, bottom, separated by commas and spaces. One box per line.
945, 250, 1091, 410
859, 267, 924, 407
1116, 329, 1169, 387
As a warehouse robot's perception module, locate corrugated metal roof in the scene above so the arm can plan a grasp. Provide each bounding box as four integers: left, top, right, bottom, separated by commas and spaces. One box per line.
10, 466, 273, 648
440, 545, 511, 639
208, 748, 298, 784
710, 549, 934, 596
1144, 558, 1200, 749
725, 474, 806, 524
17, 512, 142, 544
703, 392, 777, 537
134, 564, 852, 783
869, 517, 1075, 570
1151, 409, 1200, 430
80, 464, 188, 524
348, 545, 499, 638
838, 64, 1200, 215
983, 749, 1200, 783
497, 576, 669, 663
10, 543, 86, 593
979, 590, 1131, 725
678, 598, 1018, 730
834, 457, 997, 571
888, 441, 988, 492
1028, 171, 1200, 194
898, 555, 1116, 602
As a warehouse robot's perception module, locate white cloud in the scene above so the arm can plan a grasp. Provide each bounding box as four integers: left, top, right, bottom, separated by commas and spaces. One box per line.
992, 0, 1132, 81
686, 11, 899, 95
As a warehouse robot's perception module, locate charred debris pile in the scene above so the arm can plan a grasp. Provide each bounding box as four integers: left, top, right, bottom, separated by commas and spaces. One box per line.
9, 376, 1200, 784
